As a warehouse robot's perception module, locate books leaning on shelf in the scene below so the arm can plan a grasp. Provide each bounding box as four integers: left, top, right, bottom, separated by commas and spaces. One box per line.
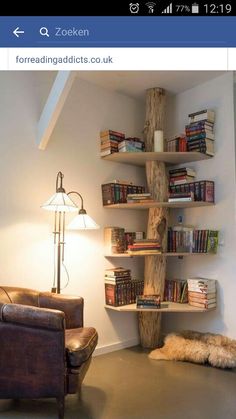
102, 181, 145, 205
187, 278, 217, 309
128, 239, 162, 255
136, 294, 161, 309
164, 279, 188, 303
104, 267, 144, 307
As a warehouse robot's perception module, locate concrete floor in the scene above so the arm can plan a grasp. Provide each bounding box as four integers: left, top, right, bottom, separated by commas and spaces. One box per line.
1, 346, 236, 419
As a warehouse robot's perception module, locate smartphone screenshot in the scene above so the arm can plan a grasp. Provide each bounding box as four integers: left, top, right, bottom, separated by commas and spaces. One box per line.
0, 4, 236, 419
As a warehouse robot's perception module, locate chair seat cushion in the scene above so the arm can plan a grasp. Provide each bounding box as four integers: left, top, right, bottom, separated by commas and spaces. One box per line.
65, 327, 98, 367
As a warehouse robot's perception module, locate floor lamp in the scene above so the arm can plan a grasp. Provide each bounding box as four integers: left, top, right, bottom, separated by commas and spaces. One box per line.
42, 172, 99, 293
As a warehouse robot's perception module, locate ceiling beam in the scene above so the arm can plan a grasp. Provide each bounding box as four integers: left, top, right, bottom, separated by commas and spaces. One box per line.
37, 71, 76, 150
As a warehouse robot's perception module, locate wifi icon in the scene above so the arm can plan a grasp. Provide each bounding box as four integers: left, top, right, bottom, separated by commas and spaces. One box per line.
145, 2, 156, 13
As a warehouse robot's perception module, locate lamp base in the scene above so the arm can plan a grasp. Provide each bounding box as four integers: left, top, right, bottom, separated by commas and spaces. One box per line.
51, 287, 57, 293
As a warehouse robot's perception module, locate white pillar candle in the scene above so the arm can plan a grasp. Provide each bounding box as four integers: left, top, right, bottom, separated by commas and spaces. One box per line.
154, 130, 164, 152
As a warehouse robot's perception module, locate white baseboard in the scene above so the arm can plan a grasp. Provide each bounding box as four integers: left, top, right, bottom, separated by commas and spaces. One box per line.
94, 337, 140, 356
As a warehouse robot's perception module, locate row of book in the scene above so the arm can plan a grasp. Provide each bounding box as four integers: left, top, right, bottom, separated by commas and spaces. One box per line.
104, 268, 144, 306
168, 180, 214, 203
102, 180, 145, 206
100, 130, 144, 156
167, 228, 219, 254
187, 278, 216, 309
166, 135, 187, 152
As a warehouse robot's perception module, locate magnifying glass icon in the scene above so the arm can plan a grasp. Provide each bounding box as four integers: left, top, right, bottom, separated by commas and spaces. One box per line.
39, 27, 49, 37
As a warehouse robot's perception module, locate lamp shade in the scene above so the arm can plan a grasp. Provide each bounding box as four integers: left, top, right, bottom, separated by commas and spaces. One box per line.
42, 192, 78, 212
67, 213, 100, 230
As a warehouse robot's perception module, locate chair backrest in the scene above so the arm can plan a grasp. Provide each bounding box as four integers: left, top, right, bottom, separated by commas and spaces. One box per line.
0, 286, 40, 307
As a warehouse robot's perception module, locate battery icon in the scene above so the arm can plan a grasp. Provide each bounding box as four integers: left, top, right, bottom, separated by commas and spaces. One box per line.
192, 3, 199, 13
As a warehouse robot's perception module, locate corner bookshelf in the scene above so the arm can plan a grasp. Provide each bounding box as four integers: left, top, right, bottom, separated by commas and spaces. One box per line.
101, 90, 216, 348
102, 154, 216, 310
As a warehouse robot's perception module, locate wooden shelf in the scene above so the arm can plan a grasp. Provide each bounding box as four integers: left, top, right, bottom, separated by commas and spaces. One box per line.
105, 252, 213, 258
104, 201, 214, 210
102, 152, 212, 167
105, 302, 215, 313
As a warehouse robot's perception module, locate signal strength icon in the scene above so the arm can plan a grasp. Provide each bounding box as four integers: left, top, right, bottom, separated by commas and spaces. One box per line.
162, 2, 173, 13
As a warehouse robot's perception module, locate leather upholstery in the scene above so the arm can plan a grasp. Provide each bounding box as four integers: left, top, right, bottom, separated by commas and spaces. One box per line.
65, 327, 98, 367
0, 286, 98, 419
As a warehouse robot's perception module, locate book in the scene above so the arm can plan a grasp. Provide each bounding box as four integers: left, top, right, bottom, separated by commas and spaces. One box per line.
188, 300, 216, 309
136, 294, 161, 308
188, 109, 215, 124
104, 227, 125, 254
100, 130, 125, 139
207, 231, 219, 254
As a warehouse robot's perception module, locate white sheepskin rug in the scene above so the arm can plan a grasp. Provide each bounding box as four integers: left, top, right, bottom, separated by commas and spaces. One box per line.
149, 330, 236, 369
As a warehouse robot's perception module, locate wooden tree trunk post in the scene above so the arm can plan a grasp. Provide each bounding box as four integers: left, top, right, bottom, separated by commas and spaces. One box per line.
138, 87, 169, 349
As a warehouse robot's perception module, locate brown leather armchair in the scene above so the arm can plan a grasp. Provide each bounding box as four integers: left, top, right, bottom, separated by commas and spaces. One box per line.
0, 286, 98, 419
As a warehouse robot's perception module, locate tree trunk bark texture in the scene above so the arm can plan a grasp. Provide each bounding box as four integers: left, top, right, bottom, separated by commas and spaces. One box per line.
139, 87, 169, 349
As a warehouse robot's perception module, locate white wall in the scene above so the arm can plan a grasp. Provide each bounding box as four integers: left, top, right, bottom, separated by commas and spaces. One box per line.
1, 71, 235, 352
163, 72, 236, 338
0, 72, 146, 353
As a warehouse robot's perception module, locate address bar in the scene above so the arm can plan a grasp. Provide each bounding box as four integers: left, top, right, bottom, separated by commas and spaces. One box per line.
0, 47, 231, 70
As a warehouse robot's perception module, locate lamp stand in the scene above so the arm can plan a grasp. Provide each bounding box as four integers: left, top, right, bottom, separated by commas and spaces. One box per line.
52, 211, 65, 294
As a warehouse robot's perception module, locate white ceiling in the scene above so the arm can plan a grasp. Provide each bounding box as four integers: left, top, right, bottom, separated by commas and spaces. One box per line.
77, 71, 226, 101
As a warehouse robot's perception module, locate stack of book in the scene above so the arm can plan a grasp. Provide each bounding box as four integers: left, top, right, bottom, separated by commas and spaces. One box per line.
126, 193, 153, 204
165, 134, 187, 152
164, 279, 188, 303
169, 167, 196, 185
128, 239, 161, 255
104, 227, 125, 254
187, 278, 217, 309
168, 192, 194, 203
100, 130, 125, 157
101, 180, 145, 205
104, 268, 144, 306
118, 137, 145, 152
185, 109, 215, 156
124, 231, 145, 250
136, 294, 161, 309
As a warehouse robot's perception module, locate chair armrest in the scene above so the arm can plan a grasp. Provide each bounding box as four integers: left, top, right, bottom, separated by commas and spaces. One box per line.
39, 293, 84, 329
0, 303, 65, 331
